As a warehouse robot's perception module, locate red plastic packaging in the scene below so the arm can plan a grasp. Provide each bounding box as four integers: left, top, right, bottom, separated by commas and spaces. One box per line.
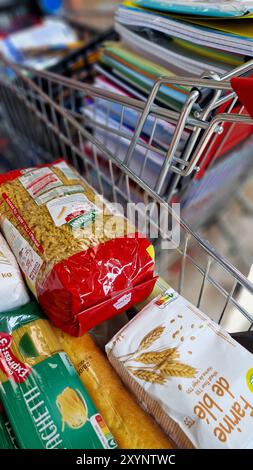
231, 77, 253, 119
0, 160, 156, 336
37, 234, 157, 336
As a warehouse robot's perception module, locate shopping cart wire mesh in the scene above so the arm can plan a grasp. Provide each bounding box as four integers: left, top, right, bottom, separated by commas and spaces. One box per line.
0, 54, 252, 332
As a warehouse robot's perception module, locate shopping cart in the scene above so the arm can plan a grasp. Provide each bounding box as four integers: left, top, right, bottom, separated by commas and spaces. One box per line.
46, 28, 117, 80
0, 9, 117, 169
0, 54, 252, 337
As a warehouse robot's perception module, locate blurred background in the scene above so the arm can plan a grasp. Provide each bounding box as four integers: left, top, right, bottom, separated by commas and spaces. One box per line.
64, 0, 115, 30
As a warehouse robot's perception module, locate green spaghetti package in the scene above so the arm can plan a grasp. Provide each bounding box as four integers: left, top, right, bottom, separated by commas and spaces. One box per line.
0, 302, 117, 450
0, 403, 17, 449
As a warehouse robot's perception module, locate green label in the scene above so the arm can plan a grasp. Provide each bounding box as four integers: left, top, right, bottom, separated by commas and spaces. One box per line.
0, 352, 117, 450
0, 408, 17, 449
68, 211, 97, 229
0, 302, 43, 333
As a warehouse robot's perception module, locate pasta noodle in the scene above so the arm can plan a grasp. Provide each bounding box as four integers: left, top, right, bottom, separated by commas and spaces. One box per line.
0, 160, 156, 335
56, 387, 88, 431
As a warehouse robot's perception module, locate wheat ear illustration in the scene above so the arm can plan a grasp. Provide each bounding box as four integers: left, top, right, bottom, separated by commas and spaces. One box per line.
134, 347, 179, 364
121, 326, 197, 384
117, 325, 165, 362
127, 367, 166, 385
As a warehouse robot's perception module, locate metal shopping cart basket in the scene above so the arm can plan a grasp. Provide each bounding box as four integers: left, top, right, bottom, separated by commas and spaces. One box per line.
0, 55, 252, 337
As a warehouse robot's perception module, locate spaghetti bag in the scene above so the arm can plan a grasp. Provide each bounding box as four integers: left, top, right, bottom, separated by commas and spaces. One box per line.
0, 233, 29, 312
0, 302, 117, 449
106, 287, 253, 449
0, 160, 156, 336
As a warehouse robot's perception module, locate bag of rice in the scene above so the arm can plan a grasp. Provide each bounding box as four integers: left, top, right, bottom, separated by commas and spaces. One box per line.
0, 160, 156, 335
0, 301, 117, 449
0, 233, 29, 312
106, 287, 253, 449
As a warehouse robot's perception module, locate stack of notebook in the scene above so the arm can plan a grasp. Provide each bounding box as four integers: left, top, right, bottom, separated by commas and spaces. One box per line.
116, 1, 253, 59
112, 0, 253, 98
84, 0, 253, 208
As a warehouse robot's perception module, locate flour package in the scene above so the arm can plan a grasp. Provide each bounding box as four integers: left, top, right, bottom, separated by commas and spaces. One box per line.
0, 234, 29, 312
106, 287, 253, 449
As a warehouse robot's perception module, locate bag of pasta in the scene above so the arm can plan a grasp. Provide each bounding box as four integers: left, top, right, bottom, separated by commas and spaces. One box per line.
0, 160, 156, 335
0, 302, 117, 449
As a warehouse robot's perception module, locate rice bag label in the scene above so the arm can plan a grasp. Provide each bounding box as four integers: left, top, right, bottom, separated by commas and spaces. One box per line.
46, 193, 99, 228
19, 167, 63, 199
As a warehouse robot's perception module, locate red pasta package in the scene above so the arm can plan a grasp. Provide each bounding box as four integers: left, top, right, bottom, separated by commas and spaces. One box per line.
0, 160, 156, 335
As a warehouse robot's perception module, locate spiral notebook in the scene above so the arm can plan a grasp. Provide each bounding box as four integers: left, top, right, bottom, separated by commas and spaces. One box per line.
117, 2, 253, 55
133, 0, 253, 18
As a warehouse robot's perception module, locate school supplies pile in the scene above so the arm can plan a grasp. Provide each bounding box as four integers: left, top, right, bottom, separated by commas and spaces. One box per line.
87, 0, 253, 208
0, 17, 84, 70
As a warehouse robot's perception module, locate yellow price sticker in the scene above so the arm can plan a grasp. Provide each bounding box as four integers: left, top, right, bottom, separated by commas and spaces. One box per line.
146, 244, 155, 260
246, 368, 253, 393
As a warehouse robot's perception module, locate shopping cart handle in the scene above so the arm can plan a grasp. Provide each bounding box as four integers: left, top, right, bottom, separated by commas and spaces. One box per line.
231, 77, 253, 119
